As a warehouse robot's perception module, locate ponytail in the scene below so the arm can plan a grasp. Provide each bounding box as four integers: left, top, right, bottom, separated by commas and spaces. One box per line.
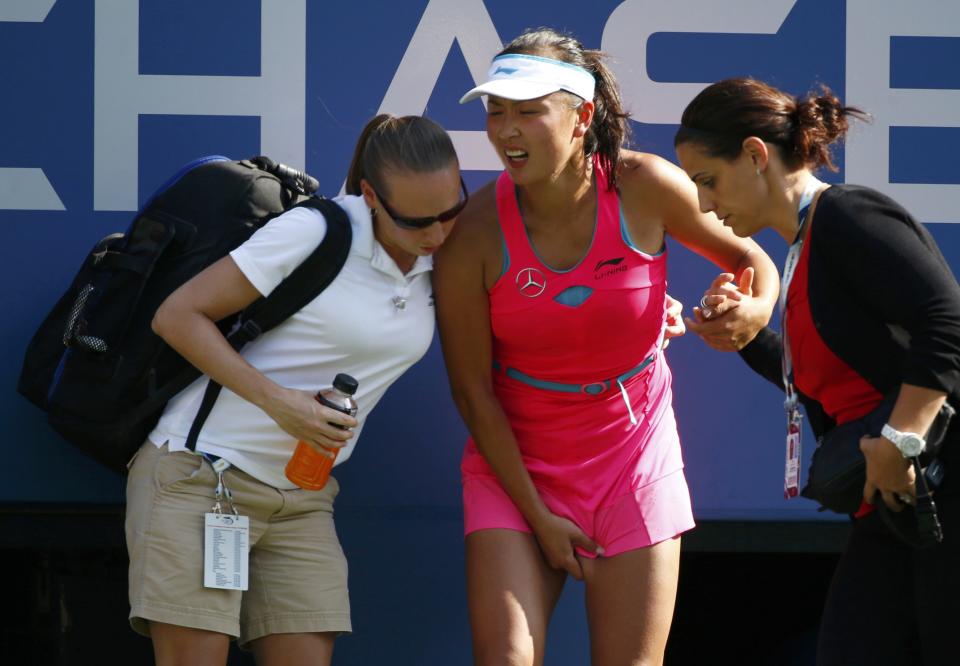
582, 50, 631, 187
345, 114, 458, 198
793, 88, 869, 171
346, 114, 393, 196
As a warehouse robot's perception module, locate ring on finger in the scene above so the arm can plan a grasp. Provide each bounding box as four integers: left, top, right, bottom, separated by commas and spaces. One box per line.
897, 493, 914, 505
699, 295, 713, 319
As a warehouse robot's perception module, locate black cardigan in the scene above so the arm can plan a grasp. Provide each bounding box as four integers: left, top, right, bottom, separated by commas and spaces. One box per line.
738, 184, 960, 440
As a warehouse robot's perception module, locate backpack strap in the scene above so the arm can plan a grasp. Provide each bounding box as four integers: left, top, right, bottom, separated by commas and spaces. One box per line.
184, 198, 353, 452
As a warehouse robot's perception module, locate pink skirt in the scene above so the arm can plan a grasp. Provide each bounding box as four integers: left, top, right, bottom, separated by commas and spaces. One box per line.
461, 354, 695, 557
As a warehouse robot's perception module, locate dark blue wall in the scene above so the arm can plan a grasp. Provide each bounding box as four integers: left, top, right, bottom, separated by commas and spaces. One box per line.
2, 2, 959, 661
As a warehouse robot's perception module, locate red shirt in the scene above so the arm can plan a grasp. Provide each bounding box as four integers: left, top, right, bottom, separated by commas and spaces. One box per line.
787, 220, 884, 516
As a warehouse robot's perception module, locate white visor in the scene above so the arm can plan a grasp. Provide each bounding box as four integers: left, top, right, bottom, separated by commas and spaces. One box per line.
459, 53, 595, 104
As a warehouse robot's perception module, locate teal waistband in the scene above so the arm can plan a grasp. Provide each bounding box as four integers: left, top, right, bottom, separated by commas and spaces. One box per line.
494, 354, 656, 395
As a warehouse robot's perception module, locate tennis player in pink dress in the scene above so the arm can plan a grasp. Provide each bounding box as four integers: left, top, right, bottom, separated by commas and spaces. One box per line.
461, 158, 691, 557
435, 28, 778, 666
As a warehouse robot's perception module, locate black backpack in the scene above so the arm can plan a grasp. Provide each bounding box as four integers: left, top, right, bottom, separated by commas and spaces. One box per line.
17, 155, 353, 472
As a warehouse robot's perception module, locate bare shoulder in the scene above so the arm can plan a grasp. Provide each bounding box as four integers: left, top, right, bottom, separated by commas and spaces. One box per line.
618, 149, 691, 202
441, 179, 499, 254
435, 178, 502, 285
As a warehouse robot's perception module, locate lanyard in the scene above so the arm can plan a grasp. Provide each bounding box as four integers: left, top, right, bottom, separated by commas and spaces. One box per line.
779, 176, 825, 498
779, 177, 826, 412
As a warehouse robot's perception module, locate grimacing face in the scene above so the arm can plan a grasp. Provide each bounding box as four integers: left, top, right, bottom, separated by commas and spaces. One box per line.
675, 142, 768, 238
485, 92, 589, 186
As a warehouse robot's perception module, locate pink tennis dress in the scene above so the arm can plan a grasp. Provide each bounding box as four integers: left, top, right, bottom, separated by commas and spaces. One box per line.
461, 161, 695, 557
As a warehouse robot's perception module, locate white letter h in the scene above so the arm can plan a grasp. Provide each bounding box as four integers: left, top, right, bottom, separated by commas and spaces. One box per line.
94, 0, 306, 211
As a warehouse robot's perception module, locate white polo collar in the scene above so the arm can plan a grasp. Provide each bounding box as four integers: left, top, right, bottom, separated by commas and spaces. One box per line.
337, 195, 433, 281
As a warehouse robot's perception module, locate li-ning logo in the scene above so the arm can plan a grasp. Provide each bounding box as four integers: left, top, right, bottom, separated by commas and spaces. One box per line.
594, 257, 627, 279
594, 257, 624, 271
493, 66, 519, 76
516, 267, 547, 297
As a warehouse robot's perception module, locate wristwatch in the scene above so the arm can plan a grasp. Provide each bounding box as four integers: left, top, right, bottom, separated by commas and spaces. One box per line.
881, 424, 926, 458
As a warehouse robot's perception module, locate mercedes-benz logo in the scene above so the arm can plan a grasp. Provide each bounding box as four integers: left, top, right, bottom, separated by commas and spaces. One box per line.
516, 267, 547, 298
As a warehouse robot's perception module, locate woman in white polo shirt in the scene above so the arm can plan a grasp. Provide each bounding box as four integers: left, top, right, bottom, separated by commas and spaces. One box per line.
124, 114, 466, 666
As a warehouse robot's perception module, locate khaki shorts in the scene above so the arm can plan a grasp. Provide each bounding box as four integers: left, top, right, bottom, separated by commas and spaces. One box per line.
125, 443, 350, 646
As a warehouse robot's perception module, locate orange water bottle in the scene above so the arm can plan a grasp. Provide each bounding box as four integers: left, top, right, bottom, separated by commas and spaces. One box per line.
285, 373, 358, 490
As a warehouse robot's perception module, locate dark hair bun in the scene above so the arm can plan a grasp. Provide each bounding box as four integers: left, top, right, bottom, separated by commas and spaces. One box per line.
676, 78, 868, 172
793, 87, 867, 171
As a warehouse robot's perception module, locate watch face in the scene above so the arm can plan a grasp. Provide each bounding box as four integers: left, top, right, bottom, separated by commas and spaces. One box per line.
900, 434, 925, 457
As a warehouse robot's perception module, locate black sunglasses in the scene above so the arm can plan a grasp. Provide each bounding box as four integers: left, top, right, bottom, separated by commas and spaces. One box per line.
376, 177, 469, 230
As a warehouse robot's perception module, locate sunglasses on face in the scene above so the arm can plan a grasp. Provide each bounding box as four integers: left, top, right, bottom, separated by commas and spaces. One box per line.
376, 177, 469, 230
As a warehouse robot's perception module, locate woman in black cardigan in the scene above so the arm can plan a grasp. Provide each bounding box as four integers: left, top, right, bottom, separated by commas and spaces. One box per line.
674, 77, 960, 666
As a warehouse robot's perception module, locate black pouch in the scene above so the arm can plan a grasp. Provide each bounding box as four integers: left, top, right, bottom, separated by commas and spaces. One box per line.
801, 393, 954, 517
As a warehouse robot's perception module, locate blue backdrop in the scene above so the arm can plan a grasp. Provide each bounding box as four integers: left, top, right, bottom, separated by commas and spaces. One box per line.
5, 0, 959, 517
4, 2, 959, 661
